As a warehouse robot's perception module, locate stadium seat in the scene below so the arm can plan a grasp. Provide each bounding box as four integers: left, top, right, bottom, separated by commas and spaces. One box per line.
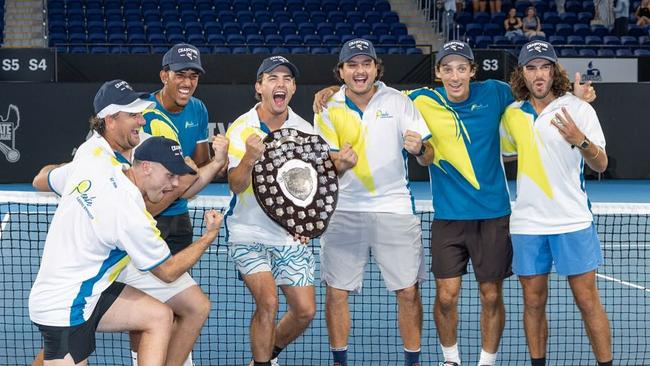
616, 49, 632, 57
347, 11, 364, 25
565, 1, 582, 13
357, 0, 374, 12
543, 12, 561, 25
310, 11, 327, 24
339, 0, 356, 13
255, 10, 272, 23
577, 12, 593, 24
278, 22, 298, 36
291, 46, 309, 53
321, 0, 337, 12
597, 48, 615, 56
483, 23, 501, 36
366, 11, 381, 24
286, 0, 303, 12
375, 0, 391, 12
465, 23, 483, 37
303, 0, 320, 12
475, 35, 492, 48
322, 34, 340, 46
493, 35, 510, 45
541, 23, 556, 36
555, 23, 572, 36
283, 34, 302, 45
634, 48, 650, 56
585, 35, 602, 45
473, 11, 490, 24
372, 23, 390, 36
378, 34, 397, 45
490, 11, 506, 25
298, 23, 316, 36
560, 12, 578, 24
578, 48, 596, 56
226, 34, 246, 45
251, 0, 267, 12
265, 34, 283, 46
311, 47, 330, 54
214, 46, 232, 54
335, 23, 353, 37
272, 46, 291, 54
260, 22, 278, 36
273, 11, 292, 24
398, 35, 416, 47
621, 36, 638, 46
328, 11, 345, 24
390, 23, 408, 36
317, 22, 334, 36
303, 34, 322, 45
353, 23, 371, 36
382, 11, 400, 24
639, 36, 650, 45
252, 47, 271, 54
559, 48, 578, 56
246, 34, 264, 45
573, 23, 590, 36
455, 11, 472, 25
268, 0, 286, 12
406, 47, 423, 54
603, 35, 621, 45
627, 26, 648, 38
567, 35, 585, 45
590, 25, 609, 37
237, 10, 255, 23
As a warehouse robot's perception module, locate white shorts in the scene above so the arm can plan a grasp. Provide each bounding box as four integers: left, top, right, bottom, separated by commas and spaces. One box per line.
320, 211, 426, 293
116, 262, 197, 303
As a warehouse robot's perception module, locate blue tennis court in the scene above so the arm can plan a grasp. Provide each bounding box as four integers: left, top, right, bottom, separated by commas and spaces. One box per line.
1, 181, 648, 365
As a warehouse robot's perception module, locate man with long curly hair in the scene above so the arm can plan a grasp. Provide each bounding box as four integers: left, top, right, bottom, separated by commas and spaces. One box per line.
501, 41, 612, 366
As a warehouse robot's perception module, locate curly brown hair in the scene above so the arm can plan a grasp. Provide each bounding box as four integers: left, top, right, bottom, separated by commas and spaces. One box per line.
509, 62, 572, 101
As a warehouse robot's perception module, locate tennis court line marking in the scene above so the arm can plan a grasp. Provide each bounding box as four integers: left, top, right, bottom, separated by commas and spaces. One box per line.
597, 273, 650, 293
0, 213, 9, 239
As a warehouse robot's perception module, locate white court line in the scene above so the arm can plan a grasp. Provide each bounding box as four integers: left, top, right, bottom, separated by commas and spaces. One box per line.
0, 213, 9, 240
597, 273, 650, 293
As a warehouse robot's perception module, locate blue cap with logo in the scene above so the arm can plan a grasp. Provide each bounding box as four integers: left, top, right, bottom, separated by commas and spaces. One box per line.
435, 41, 474, 65
339, 38, 377, 63
93, 79, 153, 118
518, 40, 558, 65
162, 43, 205, 74
134, 136, 197, 175
256, 55, 300, 78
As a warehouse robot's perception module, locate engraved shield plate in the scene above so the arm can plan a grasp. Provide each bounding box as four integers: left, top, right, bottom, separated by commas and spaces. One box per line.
252, 128, 338, 238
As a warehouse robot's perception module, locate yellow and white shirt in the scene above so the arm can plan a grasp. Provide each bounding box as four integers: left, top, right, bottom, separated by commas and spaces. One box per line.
29, 148, 170, 327
315, 82, 430, 214
225, 104, 314, 246
500, 93, 606, 234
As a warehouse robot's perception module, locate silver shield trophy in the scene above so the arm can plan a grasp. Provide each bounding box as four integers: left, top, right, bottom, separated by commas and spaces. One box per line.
252, 128, 338, 238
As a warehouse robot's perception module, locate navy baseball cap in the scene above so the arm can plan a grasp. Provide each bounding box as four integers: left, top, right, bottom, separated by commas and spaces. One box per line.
134, 136, 197, 175
518, 40, 558, 65
256, 55, 300, 78
435, 41, 474, 65
93, 79, 153, 118
162, 43, 205, 74
338, 38, 377, 63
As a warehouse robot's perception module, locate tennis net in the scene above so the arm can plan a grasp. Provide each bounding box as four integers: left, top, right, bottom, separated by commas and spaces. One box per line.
1, 192, 648, 365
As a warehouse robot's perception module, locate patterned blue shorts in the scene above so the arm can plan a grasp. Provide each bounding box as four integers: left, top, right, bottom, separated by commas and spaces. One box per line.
228, 243, 315, 286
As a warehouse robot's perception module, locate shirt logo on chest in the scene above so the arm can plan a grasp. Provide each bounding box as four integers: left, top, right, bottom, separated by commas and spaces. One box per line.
470, 103, 488, 111
375, 110, 393, 119
184, 121, 199, 129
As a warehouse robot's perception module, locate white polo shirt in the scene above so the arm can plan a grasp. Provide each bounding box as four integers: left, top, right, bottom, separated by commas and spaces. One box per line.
225, 104, 314, 246
314, 82, 431, 214
29, 149, 171, 327
500, 93, 606, 234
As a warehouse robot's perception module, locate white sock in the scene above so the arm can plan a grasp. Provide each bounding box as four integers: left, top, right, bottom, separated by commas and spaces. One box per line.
478, 349, 497, 366
131, 351, 138, 366
441, 343, 461, 364
182, 352, 194, 366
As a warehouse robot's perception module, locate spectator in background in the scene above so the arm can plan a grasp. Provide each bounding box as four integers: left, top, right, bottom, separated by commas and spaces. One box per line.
592, 0, 615, 27
473, 0, 502, 14
636, 0, 650, 26
556, 0, 566, 14
523, 6, 546, 38
613, 0, 630, 36
438, 0, 457, 40
504, 8, 525, 40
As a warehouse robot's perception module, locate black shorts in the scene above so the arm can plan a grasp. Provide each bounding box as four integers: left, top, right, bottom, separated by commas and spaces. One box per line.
36, 282, 125, 363
156, 212, 193, 255
430, 215, 513, 282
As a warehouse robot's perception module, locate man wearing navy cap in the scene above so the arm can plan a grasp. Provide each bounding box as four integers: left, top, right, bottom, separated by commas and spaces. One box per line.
314, 38, 433, 366
29, 135, 222, 366
32, 79, 228, 366
136, 43, 228, 366
501, 41, 612, 366
313, 39, 597, 366
225, 56, 316, 366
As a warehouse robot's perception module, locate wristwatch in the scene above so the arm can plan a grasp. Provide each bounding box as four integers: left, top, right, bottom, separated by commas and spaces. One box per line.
577, 136, 591, 150
414, 144, 426, 157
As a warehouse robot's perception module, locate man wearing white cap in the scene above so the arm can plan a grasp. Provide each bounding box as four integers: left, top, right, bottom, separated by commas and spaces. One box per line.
501, 40, 612, 366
